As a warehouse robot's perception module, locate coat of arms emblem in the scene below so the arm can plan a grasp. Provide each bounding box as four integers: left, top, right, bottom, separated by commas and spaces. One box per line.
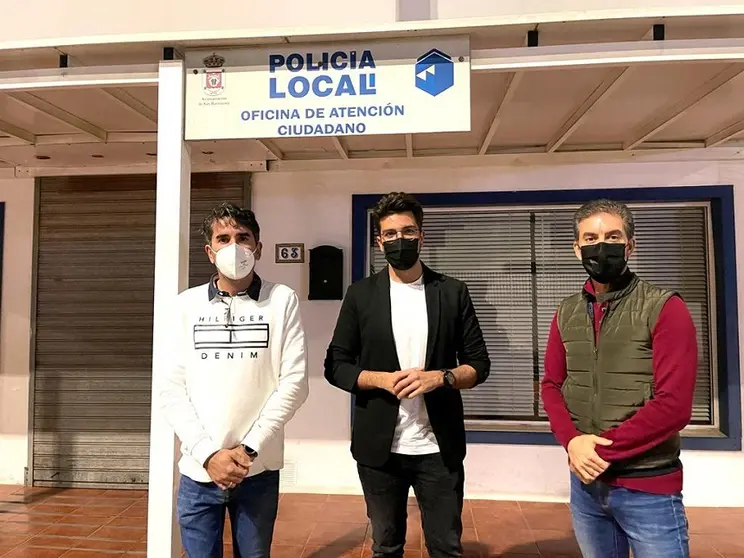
202, 53, 226, 96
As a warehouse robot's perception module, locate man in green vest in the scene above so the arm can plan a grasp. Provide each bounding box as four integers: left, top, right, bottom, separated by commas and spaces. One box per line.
541, 199, 698, 558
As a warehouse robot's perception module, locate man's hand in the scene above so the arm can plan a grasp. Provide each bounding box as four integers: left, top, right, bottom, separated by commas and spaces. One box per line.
392, 369, 444, 399
378, 370, 411, 396
567, 434, 613, 484
204, 447, 254, 490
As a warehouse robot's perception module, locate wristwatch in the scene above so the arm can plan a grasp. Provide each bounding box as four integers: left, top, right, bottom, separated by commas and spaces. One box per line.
441, 369, 456, 389
243, 445, 258, 459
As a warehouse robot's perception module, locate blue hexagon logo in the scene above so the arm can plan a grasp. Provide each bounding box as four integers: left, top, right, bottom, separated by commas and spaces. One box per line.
415, 49, 455, 97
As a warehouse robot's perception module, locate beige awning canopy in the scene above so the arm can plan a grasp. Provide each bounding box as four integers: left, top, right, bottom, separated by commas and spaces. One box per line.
2, 14, 744, 176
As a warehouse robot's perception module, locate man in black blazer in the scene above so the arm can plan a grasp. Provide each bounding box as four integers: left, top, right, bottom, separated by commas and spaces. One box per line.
324, 192, 491, 558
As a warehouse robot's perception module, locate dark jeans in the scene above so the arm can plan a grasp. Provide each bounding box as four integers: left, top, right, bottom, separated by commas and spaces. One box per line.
570, 474, 690, 558
177, 470, 280, 558
358, 453, 464, 558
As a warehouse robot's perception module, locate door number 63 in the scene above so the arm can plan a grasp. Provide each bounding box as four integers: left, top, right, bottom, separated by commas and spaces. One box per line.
275, 243, 305, 263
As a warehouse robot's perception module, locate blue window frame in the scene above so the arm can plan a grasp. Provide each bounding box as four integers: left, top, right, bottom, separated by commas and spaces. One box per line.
350, 185, 741, 451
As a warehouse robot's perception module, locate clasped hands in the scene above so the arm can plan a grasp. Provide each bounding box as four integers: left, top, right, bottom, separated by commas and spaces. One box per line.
205, 446, 254, 490
383, 367, 443, 399
567, 434, 613, 484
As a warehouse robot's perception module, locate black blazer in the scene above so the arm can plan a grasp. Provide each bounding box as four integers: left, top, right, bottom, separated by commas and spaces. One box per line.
324, 265, 490, 470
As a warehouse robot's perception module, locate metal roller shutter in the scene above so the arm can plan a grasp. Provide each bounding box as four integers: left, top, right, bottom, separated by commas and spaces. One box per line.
32, 173, 248, 489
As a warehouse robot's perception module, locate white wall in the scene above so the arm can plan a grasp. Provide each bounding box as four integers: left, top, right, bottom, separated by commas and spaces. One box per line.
0, 178, 34, 485
434, 0, 744, 20
2, 0, 743, 49
0, 160, 742, 505
252, 159, 744, 506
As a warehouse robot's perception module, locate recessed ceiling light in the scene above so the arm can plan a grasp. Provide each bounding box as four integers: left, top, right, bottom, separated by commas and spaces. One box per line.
202, 151, 214, 155
91, 154, 104, 159
35, 155, 51, 160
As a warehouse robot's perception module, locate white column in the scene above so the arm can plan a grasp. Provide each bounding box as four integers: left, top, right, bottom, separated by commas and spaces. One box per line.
147, 58, 191, 558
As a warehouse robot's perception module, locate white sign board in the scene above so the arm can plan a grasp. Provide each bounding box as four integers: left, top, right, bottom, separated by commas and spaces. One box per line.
184, 36, 470, 140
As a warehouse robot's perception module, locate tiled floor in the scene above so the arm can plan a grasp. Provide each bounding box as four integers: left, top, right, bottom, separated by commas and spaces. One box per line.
0, 486, 741, 557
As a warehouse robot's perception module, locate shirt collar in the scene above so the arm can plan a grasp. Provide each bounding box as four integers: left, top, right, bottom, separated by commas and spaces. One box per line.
208, 273, 262, 302
582, 269, 637, 303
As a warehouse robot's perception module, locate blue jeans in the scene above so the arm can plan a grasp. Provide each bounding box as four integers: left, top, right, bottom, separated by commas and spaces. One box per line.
177, 470, 280, 558
570, 474, 689, 558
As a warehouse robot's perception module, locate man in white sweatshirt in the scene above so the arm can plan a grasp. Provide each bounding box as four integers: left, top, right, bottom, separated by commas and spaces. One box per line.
157, 202, 309, 558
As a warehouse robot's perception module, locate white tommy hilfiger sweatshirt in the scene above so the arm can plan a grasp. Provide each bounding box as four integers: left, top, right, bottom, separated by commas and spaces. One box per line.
156, 276, 309, 483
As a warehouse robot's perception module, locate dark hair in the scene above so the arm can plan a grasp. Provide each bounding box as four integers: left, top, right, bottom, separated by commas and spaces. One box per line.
200, 202, 260, 244
371, 192, 424, 232
573, 199, 635, 240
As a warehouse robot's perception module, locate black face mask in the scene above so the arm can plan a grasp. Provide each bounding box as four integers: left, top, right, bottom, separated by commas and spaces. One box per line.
383, 238, 420, 271
580, 242, 628, 284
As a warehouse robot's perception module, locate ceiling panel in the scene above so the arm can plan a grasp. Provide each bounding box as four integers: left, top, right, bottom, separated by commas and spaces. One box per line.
568, 62, 731, 145
0, 93, 81, 135
415, 72, 509, 151
121, 87, 158, 113
653, 68, 744, 141
489, 67, 610, 147
31, 89, 156, 132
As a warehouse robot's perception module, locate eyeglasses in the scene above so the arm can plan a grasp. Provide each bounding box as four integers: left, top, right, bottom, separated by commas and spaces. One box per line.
380, 227, 420, 242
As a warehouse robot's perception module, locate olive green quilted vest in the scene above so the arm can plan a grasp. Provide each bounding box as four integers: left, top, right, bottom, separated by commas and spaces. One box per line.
557, 274, 681, 476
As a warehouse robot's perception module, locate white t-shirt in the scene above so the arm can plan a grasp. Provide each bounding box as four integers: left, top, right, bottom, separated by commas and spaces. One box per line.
389, 276, 440, 455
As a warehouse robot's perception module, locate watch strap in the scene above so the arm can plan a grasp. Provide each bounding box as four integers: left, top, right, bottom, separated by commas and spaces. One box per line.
441, 369, 455, 388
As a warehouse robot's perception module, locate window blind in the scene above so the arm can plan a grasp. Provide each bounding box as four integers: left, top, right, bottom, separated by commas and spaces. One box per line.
367, 203, 714, 425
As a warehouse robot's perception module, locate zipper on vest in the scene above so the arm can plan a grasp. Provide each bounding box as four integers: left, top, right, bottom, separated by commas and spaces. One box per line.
591, 303, 610, 433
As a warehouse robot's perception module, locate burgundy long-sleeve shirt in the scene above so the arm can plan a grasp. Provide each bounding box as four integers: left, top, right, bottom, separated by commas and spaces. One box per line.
541, 279, 698, 495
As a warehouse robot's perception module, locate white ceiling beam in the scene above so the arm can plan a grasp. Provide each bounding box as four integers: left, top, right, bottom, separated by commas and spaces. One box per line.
14, 160, 267, 178
405, 134, 413, 158
624, 63, 744, 150
100, 87, 157, 123
0, 131, 155, 147
331, 137, 348, 159
0, 119, 36, 144
472, 38, 744, 73
270, 145, 744, 173
478, 71, 524, 155
478, 30, 537, 155
4, 92, 107, 141
0, 64, 158, 92
546, 66, 632, 153
546, 27, 658, 153
5, 144, 741, 178
705, 119, 744, 147
256, 139, 284, 160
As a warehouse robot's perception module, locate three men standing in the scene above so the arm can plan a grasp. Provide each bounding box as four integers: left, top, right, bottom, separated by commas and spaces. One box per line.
325, 192, 491, 558
158, 202, 309, 557
157, 194, 698, 558
541, 199, 698, 558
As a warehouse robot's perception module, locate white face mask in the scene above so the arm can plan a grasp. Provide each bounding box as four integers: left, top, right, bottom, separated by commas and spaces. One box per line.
212, 243, 256, 280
